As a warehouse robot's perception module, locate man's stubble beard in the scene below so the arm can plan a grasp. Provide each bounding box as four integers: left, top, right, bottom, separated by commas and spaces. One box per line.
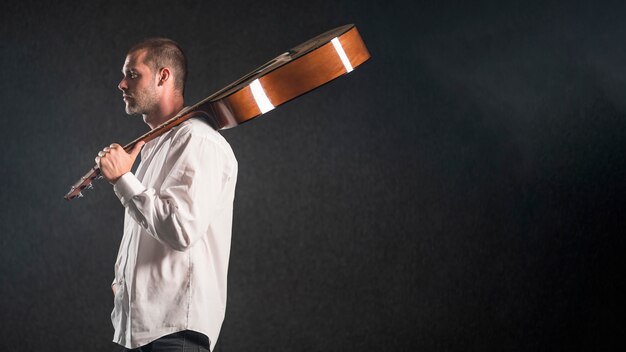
125, 84, 159, 116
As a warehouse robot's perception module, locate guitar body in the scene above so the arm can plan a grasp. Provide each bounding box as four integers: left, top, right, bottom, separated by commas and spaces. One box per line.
65, 24, 370, 200
196, 24, 370, 129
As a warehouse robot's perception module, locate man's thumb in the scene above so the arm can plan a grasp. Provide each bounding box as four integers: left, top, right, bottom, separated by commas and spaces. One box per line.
130, 141, 146, 158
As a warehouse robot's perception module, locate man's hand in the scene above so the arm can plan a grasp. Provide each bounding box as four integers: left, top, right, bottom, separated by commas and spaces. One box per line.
95, 142, 145, 184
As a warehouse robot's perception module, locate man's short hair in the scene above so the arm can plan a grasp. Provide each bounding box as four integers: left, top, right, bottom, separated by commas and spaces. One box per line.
129, 38, 187, 95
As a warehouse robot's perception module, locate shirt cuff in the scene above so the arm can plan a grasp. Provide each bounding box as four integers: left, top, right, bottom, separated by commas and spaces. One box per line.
113, 172, 146, 206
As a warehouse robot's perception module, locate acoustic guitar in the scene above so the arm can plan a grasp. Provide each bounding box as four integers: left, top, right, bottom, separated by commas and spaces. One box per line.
64, 24, 370, 200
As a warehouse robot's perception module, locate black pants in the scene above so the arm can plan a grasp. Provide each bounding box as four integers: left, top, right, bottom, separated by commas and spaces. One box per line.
123, 330, 211, 352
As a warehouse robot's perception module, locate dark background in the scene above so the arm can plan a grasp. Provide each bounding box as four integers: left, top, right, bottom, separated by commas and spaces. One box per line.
1, 0, 624, 351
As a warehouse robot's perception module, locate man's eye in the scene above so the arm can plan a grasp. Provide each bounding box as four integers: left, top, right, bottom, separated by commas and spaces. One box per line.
130, 73, 138, 79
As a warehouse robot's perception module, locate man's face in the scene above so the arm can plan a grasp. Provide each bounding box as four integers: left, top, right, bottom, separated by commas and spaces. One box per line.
118, 49, 159, 115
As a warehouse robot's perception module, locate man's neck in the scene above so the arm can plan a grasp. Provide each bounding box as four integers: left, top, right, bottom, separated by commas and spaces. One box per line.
143, 97, 185, 130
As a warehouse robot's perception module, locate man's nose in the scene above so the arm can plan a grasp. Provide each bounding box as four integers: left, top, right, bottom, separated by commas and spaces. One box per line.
118, 78, 127, 91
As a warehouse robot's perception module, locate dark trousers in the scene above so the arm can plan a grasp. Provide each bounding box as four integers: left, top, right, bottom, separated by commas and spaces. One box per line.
122, 330, 211, 352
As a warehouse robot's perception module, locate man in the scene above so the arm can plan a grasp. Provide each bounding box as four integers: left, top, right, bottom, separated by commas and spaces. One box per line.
95, 38, 238, 352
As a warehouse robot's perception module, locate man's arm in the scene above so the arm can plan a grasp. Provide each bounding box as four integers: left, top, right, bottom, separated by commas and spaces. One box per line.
97, 125, 235, 251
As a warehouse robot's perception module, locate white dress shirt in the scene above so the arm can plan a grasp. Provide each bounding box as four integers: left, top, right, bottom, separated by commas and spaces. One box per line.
110, 117, 237, 350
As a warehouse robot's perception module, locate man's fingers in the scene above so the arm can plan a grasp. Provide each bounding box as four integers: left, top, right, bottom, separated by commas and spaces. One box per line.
95, 142, 142, 183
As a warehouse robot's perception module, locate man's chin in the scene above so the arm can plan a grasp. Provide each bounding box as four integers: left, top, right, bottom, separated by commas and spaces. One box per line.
124, 105, 142, 116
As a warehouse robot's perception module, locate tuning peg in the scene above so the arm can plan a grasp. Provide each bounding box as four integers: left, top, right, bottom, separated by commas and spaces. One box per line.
78, 192, 84, 198
87, 183, 94, 190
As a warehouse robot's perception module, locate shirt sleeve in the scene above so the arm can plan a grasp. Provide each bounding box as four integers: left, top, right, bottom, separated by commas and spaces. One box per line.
113, 127, 233, 251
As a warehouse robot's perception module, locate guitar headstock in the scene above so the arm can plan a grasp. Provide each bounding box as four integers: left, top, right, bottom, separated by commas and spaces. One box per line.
64, 166, 102, 201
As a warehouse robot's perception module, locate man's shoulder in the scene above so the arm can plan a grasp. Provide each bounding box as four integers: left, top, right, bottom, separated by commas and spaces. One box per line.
173, 117, 219, 142
173, 117, 236, 158
174, 116, 214, 135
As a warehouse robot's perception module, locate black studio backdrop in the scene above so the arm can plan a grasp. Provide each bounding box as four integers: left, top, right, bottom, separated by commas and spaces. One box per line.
1, 0, 624, 351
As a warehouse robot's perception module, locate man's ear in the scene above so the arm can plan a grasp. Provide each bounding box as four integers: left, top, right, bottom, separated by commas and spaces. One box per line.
158, 68, 171, 86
